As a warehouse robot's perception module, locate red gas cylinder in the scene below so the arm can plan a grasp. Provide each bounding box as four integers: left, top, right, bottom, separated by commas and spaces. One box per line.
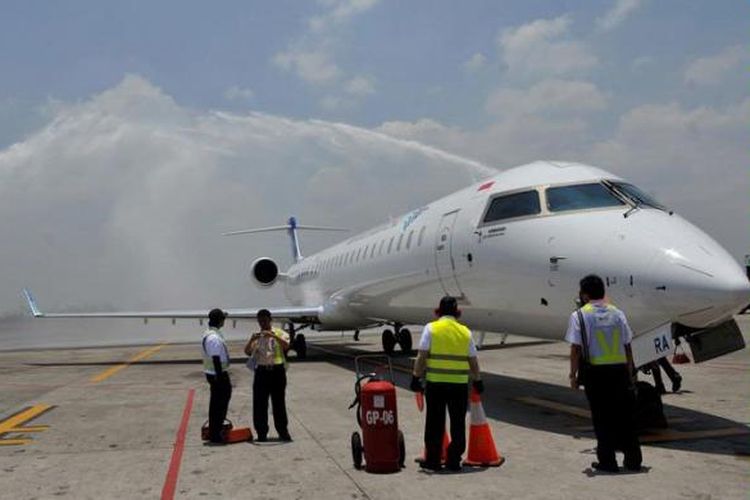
359, 380, 401, 473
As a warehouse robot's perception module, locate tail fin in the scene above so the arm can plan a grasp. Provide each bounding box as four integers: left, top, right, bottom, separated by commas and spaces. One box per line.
223, 217, 348, 263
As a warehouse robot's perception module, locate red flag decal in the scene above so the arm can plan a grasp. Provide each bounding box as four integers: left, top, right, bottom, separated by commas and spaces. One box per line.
478, 181, 495, 191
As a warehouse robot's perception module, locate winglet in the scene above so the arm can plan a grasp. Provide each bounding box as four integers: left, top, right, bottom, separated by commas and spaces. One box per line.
22, 289, 43, 317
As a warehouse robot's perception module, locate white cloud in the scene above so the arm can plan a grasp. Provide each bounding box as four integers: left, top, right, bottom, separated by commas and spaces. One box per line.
309, 0, 380, 33
485, 79, 607, 116
596, 0, 645, 32
223, 85, 255, 102
463, 53, 487, 72
344, 75, 376, 96
273, 49, 342, 85
632, 56, 655, 71
274, 0, 379, 94
684, 45, 745, 86
498, 15, 597, 76
0, 76, 491, 314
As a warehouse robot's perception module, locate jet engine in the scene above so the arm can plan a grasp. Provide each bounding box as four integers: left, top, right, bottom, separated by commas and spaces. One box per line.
251, 257, 280, 287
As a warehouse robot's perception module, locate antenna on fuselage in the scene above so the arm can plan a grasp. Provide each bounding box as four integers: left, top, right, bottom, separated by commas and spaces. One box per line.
223, 217, 349, 263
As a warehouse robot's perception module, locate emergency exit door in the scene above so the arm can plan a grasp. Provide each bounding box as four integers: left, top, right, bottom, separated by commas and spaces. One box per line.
434, 210, 464, 297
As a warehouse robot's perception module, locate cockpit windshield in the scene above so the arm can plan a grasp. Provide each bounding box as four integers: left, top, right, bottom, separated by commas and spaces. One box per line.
608, 181, 666, 210
546, 183, 625, 212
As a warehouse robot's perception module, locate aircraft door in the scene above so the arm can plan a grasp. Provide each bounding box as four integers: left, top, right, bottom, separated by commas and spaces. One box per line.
434, 210, 464, 297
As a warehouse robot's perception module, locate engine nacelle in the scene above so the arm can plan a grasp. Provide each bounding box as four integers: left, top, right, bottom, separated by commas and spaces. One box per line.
251, 257, 280, 287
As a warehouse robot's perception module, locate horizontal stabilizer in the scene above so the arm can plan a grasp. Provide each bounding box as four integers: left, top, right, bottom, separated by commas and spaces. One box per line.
21, 289, 322, 323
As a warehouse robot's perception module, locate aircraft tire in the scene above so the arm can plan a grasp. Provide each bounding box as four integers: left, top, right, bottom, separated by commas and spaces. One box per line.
397, 328, 412, 354
382, 329, 396, 354
294, 334, 307, 360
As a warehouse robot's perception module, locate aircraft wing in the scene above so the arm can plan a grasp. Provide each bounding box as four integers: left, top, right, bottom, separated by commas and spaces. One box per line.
22, 289, 321, 323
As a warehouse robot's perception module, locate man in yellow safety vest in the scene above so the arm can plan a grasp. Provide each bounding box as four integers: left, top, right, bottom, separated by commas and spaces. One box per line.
567, 274, 643, 473
411, 296, 483, 472
245, 309, 291, 442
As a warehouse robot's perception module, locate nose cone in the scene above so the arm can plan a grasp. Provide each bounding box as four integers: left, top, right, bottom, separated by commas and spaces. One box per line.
643, 214, 750, 327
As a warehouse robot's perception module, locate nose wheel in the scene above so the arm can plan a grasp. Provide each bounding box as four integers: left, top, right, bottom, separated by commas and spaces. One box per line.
381, 325, 412, 354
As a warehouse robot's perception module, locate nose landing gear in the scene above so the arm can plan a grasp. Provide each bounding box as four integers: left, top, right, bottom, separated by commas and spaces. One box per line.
381, 323, 413, 354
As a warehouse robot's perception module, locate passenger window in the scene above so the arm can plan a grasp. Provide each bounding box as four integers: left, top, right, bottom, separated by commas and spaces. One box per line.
483, 190, 541, 223
406, 230, 414, 250
396, 234, 404, 251
370, 244, 376, 259
417, 226, 426, 246
547, 183, 624, 212
387, 236, 394, 254
378, 239, 385, 255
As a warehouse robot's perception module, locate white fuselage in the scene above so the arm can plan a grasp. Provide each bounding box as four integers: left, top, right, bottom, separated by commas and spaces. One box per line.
280, 161, 750, 340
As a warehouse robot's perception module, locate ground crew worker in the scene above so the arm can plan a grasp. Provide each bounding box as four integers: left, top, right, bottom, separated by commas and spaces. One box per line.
202, 308, 231, 444
567, 275, 643, 472
411, 296, 483, 471
245, 309, 292, 442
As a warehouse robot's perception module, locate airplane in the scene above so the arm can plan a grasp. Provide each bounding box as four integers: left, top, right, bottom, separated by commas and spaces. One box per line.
24, 160, 750, 366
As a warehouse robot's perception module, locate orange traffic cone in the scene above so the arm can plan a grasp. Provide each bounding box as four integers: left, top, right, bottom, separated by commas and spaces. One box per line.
415, 429, 451, 465
463, 389, 504, 467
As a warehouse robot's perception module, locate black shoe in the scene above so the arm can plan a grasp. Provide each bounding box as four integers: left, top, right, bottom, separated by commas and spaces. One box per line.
591, 462, 619, 473
445, 462, 462, 472
417, 460, 442, 472
256, 435, 267, 442
205, 439, 226, 446
279, 433, 293, 442
624, 464, 644, 473
672, 376, 682, 393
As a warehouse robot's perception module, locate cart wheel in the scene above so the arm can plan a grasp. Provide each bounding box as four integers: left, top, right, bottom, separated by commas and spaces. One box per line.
351, 432, 363, 470
382, 329, 396, 354
398, 430, 406, 468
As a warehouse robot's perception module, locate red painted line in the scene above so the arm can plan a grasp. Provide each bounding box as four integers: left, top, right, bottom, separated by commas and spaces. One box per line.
161, 389, 195, 500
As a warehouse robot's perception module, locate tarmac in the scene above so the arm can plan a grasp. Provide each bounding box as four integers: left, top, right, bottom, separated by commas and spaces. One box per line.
0, 316, 748, 499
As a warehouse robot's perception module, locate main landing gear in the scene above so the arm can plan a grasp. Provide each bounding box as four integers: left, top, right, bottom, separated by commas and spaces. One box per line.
286, 323, 308, 360
381, 323, 412, 355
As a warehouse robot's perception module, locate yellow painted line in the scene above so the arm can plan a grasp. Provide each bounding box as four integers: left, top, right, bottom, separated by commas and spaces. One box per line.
640, 427, 750, 443
0, 439, 32, 446
516, 396, 591, 419
0, 404, 55, 446
0, 405, 54, 436
12, 425, 49, 432
90, 343, 167, 383
571, 417, 691, 431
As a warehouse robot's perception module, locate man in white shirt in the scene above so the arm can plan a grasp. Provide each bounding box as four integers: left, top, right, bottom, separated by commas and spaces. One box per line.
202, 308, 231, 444
410, 296, 483, 471
566, 275, 642, 473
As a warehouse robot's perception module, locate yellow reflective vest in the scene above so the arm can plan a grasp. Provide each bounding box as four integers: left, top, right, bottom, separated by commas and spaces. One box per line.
580, 303, 628, 365
425, 316, 471, 384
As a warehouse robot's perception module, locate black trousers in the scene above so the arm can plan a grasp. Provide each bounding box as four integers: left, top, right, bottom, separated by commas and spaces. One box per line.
424, 382, 468, 467
253, 365, 288, 437
651, 357, 680, 392
206, 373, 232, 442
584, 364, 642, 469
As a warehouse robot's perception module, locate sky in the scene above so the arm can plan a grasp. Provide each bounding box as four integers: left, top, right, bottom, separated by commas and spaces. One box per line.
0, 0, 747, 315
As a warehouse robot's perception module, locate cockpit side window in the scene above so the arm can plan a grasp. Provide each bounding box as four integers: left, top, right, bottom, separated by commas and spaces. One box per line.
546, 183, 624, 212
482, 190, 541, 224
608, 181, 665, 210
